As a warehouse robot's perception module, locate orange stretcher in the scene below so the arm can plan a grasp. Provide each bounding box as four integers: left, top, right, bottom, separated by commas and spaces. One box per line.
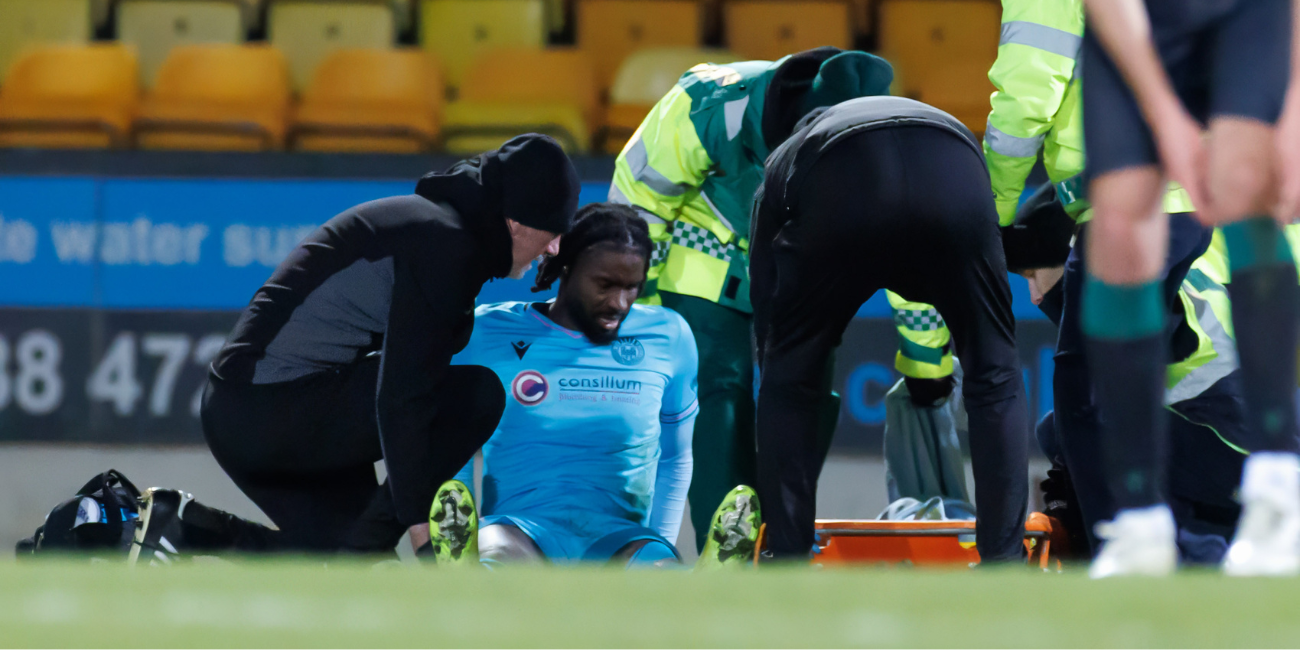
755, 512, 1064, 570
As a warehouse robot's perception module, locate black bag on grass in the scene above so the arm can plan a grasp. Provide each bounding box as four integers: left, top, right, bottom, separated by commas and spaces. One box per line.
15, 469, 142, 559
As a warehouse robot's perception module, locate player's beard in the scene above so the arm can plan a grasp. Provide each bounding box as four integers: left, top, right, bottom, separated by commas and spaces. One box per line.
568, 305, 626, 345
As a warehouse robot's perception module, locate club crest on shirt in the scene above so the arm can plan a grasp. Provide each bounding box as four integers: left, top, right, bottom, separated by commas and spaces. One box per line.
610, 337, 645, 366
511, 370, 549, 406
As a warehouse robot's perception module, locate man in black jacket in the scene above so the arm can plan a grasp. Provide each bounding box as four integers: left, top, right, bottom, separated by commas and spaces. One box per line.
200, 134, 580, 554
750, 98, 1030, 562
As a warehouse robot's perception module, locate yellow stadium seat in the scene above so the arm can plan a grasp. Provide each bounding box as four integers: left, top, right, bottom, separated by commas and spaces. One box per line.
267, 0, 396, 92
117, 0, 249, 88
0, 0, 92, 84
576, 0, 701, 92
603, 47, 737, 154
135, 44, 291, 151
444, 48, 597, 154
0, 44, 139, 149
723, 0, 851, 62
878, 0, 998, 134
420, 0, 546, 89
292, 48, 443, 153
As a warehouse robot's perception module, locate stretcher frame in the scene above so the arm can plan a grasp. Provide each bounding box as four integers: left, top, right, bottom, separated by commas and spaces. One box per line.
755, 513, 1061, 570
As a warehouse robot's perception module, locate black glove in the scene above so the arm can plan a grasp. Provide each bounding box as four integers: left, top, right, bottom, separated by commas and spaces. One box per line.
904, 375, 956, 408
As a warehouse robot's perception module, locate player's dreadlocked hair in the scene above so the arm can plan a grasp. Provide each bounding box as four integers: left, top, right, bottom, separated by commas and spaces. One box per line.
532, 203, 654, 292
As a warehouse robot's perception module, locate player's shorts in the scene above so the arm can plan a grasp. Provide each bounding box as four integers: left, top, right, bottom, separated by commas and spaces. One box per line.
481, 513, 680, 564
1082, 0, 1291, 179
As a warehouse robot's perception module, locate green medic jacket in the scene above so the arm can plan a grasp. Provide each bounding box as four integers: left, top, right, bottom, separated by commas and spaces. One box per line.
609, 60, 783, 314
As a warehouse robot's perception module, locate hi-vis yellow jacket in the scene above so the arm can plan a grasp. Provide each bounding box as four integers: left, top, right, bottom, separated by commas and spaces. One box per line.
984, 0, 1193, 223
892, 0, 1200, 382
1174, 226, 1300, 442
609, 60, 784, 314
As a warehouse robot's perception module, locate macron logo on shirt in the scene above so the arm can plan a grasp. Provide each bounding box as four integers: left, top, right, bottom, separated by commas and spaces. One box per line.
511, 340, 532, 360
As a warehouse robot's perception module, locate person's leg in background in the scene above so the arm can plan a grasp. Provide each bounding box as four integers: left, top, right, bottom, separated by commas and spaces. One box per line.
1054, 212, 1211, 554
1205, 0, 1300, 573
754, 275, 864, 558
751, 214, 874, 557
750, 191, 843, 505
1082, 164, 1179, 576
1166, 376, 1248, 565
657, 292, 757, 553
201, 360, 503, 555
1075, 22, 1198, 575
201, 358, 390, 553
917, 189, 1030, 562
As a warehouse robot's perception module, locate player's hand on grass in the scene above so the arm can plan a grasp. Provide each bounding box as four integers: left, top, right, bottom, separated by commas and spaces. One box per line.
1275, 87, 1300, 224
1151, 106, 1211, 224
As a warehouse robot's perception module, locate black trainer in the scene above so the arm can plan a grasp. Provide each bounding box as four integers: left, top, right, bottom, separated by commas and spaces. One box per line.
128, 488, 191, 566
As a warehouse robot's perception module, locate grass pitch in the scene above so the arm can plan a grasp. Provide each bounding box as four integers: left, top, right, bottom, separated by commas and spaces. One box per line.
3, 560, 1300, 648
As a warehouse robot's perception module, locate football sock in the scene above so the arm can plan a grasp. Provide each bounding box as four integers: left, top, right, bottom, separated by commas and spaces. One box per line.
1222, 217, 1300, 453
1082, 274, 1168, 510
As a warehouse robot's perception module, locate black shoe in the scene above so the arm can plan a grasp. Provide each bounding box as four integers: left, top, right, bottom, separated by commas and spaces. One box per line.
1040, 465, 1089, 559
128, 488, 190, 566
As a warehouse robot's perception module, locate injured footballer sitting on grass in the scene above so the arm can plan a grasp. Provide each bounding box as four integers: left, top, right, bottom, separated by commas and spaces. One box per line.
429, 202, 760, 569
16, 203, 760, 568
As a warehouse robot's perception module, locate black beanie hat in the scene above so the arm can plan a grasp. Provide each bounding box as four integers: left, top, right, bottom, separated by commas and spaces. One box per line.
496, 134, 580, 235
1001, 183, 1077, 273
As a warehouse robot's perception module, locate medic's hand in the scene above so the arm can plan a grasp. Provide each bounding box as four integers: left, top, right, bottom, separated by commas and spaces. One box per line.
1151, 106, 1210, 224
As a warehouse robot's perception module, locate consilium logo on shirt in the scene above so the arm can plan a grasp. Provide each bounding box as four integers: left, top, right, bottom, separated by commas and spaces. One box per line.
610, 337, 645, 366
556, 374, 643, 405
511, 370, 549, 406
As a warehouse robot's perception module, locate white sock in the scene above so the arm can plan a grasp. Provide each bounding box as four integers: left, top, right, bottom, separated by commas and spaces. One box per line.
1241, 452, 1300, 504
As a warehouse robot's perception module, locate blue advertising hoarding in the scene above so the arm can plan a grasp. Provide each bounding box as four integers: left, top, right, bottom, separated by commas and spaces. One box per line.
0, 176, 1039, 315
0, 174, 1053, 447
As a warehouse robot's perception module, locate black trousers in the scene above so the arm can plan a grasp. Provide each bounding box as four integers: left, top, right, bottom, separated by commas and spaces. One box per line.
1053, 216, 1211, 552
201, 358, 504, 553
752, 126, 1030, 561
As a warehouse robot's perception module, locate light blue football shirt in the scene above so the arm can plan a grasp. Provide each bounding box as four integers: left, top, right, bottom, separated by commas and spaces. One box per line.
451, 301, 699, 544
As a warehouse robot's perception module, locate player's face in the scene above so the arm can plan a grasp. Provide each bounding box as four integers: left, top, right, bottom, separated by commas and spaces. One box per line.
558, 247, 647, 344
507, 220, 563, 279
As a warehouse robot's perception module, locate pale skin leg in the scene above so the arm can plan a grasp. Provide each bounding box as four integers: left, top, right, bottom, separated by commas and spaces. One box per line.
1206, 118, 1280, 225
1271, 0, 1300, 222
1084, 167, 1168, 286
409, 523, 430, 552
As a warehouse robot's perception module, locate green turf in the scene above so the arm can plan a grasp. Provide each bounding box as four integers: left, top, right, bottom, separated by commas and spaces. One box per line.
3, 560, 1300, 648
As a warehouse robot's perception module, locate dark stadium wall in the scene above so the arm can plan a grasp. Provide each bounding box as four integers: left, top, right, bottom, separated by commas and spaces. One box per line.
0, 166, 1054, 452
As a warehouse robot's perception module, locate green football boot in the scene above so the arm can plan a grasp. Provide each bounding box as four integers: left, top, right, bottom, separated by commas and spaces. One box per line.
696, 485, 762, 569
428, 479, 478, 565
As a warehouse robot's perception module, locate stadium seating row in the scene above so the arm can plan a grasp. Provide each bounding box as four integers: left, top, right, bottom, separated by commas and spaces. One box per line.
0, 0, 998, 91
0, 1, 999, 155
0, 42, 706, 154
